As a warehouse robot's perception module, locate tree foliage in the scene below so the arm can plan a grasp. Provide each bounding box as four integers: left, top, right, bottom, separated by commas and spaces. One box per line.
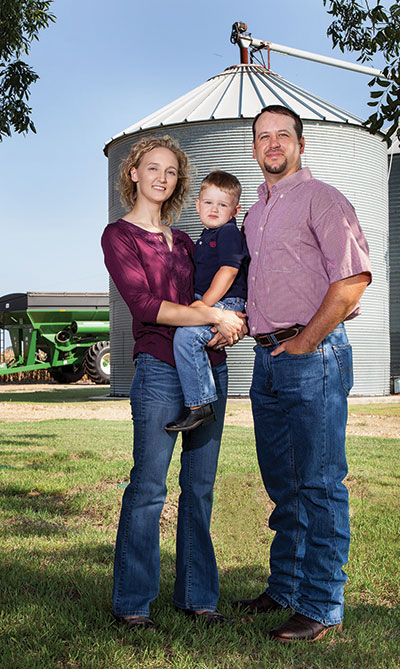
324, 1, 400, 144
0, 0, 55, 141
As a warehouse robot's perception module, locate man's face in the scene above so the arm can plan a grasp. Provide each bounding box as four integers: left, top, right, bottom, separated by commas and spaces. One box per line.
252, 112, 305, 182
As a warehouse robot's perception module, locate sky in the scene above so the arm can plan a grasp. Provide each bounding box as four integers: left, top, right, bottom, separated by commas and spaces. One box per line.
0, 0, 388, 297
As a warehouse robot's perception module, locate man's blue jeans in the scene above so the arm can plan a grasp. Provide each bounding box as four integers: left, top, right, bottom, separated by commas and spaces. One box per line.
250, 324, 353, 626
173, 295, 245, 407
112, 354, 228, 617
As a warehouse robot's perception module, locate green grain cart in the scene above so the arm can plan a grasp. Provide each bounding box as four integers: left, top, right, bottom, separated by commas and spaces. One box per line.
0, 292, 110, 384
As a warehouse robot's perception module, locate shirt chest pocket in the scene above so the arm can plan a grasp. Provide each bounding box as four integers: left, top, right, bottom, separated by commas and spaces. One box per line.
263, 230, 301, 272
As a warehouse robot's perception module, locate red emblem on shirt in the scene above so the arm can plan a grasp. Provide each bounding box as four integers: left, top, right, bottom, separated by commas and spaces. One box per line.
210, 241, 216, 247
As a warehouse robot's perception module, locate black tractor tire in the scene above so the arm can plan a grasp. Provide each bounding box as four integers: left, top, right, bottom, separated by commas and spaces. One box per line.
84, 341, 110, 385
50, 363, 85, 384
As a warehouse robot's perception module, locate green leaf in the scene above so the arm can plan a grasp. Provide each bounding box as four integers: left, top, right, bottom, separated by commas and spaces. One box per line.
384, 120, 400, 143
0, 1, 55, 141
370, 89, 384, 98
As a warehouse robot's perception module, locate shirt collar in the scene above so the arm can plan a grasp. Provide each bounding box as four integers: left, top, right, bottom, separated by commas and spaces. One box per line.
201, 217, 237, 235
257, 167, 312, 201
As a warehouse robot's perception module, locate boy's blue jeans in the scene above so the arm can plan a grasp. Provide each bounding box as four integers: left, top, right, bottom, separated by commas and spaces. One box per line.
173, 294, 245, 407
250, 323, 352, 626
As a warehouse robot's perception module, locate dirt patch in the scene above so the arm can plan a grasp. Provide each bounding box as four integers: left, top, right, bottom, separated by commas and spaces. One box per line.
0, 385, 399, 438
346, 413, 400, 439
222, 399, 400, 439
0, 401, 131, 423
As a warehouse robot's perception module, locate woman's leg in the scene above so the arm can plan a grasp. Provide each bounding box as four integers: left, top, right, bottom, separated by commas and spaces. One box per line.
173, 361, 228, 611
112, 354, 183, 617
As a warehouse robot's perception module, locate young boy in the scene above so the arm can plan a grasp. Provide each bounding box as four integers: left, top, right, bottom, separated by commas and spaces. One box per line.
165, 170, 248, 433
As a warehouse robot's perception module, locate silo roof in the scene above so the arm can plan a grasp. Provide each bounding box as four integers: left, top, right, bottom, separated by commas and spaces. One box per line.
104, 64, 363, 151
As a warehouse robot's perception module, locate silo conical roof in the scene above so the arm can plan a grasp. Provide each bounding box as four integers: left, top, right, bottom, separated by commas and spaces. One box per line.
104, 64, 363, 152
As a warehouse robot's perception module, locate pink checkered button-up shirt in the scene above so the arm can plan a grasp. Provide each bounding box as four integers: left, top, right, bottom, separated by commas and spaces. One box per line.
243, 168, 372, 335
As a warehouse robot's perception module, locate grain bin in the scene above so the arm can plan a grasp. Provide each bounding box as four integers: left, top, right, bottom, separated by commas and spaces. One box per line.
104, 59, 389, 397
389, 139, 400, 390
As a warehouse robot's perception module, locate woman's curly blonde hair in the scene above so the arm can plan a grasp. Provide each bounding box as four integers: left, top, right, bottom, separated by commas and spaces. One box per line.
119, 135, 191, 226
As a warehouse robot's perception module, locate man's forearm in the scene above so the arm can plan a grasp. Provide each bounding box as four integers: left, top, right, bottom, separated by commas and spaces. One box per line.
300, 273, 371, 349
271, 272, 371, 356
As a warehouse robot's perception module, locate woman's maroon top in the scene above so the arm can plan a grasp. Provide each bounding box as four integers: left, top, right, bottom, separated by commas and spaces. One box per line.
101, 219, 226, 368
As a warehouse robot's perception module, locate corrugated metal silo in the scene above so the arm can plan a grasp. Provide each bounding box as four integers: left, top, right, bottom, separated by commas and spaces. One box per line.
104, 64, 390, 397
389, 139, 400, 387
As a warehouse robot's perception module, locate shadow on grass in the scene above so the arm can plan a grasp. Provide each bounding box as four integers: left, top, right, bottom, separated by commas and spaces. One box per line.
0, 434, 58, 448
0, 485, 81, 537
1, 545, 400, 668
1, 433, 56, 440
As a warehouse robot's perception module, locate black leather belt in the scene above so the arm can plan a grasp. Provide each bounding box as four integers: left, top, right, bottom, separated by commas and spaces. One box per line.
254, 324, 304, 348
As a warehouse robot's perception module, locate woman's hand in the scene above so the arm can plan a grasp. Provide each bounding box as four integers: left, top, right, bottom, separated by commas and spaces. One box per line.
156, 301, 246, 335
209, 314, 248, 349
212, 309, 246, 345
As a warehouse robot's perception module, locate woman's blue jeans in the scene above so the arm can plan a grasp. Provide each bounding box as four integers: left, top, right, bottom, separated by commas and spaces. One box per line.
250, 324, 352, 626
112, 354, 228, 617
173, 295, 245, 407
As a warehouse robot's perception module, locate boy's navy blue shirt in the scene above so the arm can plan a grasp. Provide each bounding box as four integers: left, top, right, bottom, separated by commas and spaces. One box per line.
194, 218, 249, 300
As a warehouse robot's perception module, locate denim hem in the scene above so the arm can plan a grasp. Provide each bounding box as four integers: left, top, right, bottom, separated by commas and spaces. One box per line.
265, 590, 291, 609
295, 605, 343, 626
185, 396, 218, 407
113, 609, 150, 617
173, 600, 216, 612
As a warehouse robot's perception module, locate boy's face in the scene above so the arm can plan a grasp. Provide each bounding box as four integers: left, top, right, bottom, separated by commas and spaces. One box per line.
195, 185, 241, 229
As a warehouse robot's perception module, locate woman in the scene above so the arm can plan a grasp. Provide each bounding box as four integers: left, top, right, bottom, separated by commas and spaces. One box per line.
101, 135, 244, 630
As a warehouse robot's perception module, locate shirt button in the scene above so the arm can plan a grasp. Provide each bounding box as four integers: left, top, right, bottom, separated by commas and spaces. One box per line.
259, 226, 263, 230
255, 251, 259, 255
280, 194, 284, 198
252, 276, 255, 281
252, 327, 256, 332
252, 302, 255, 306
199, 241, 202, 245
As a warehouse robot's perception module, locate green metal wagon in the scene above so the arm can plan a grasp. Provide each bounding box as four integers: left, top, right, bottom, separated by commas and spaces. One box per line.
0, 292, 110, 384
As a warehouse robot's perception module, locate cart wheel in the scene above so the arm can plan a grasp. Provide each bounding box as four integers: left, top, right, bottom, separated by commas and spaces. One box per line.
84, 341, 110, 385
50, 363, 85, 384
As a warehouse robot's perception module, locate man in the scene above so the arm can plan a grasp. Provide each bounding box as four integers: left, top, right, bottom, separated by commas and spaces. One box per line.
232, 105, 371, 641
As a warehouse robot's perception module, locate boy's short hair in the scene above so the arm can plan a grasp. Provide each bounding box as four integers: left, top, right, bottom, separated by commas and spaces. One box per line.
199, 170, 241, 203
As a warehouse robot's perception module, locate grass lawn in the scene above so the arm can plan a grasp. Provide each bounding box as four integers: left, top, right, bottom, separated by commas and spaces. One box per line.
0, 399, 399, 668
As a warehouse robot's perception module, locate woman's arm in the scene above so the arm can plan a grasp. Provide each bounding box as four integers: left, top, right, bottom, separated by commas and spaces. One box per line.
102, 224, 243, 343
156, 300, 243, 344
102, 224, 163, 323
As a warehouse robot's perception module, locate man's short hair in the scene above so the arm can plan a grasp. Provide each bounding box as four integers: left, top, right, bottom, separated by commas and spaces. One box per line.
252, 105, 303, 141
199, 170, 242, 203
